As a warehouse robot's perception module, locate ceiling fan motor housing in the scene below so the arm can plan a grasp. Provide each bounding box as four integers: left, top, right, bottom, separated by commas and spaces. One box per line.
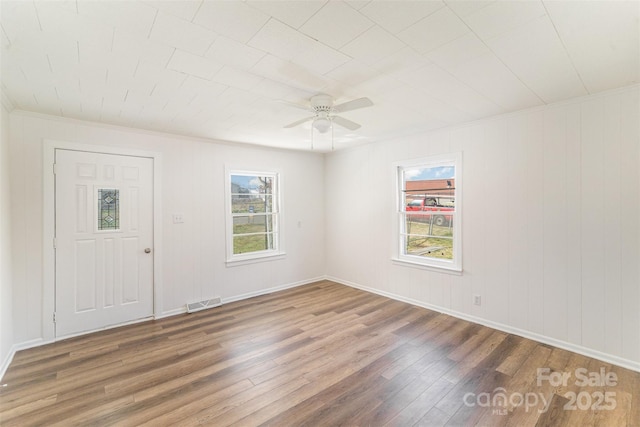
310, 94, 334, 112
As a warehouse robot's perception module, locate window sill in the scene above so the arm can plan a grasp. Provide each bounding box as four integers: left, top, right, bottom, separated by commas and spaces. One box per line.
226, 252, 286, 267
391, 257, 462, 275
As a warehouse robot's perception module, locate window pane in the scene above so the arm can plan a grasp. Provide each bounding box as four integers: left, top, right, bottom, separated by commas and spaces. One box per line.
233, 215, 274, 234
97, 189, 119, 230
233, 234, 275, 254
403, 166, 455, 212
405, 235, 453, 260
403, 211, 455, 260
404, 215, 454, 235
231, 174, 275, 214
231, 194, 273, 214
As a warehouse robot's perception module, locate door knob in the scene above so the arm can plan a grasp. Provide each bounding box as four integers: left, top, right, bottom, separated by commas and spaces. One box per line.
144, 248, 151, 253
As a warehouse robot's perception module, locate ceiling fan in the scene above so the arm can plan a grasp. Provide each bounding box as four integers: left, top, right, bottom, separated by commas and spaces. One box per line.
283, 94, 373, 134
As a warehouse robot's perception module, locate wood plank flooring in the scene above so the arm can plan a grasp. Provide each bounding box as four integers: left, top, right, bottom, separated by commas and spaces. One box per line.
1, 281, 638, 426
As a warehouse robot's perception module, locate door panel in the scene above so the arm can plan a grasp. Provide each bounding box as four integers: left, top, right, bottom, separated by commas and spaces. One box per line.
74, 239, 97, 312
55, 149, 154, 337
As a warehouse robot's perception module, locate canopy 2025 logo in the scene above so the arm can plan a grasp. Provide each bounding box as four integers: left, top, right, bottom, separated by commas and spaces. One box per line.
462, 367, 618, 414
537, 367, 617, 411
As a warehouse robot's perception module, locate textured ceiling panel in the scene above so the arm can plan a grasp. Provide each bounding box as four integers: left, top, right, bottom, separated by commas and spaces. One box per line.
1, 0, 638, 152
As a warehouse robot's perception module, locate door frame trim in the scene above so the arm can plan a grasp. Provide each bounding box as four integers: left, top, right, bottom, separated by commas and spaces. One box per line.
43, 140, 163, 341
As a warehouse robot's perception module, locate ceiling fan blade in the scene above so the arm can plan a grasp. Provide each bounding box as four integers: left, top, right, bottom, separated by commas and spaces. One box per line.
284, 116, 315, 128
332, 116, 361, 131
332, 97, 373, 113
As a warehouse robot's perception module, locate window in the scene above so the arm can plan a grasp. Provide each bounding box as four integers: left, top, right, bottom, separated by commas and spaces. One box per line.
396, 153, 462, 272
226, 170, 282, 263
97, 188, 120, 230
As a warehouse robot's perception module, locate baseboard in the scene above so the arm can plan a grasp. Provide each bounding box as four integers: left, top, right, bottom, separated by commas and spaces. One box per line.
156, 307, 187, 319
1, 338, 51, 381
156, 278, 326, 319
222, 276, 326, 305
153, 277, 329, 319
327, 276, 640, 373
0, 346, 16, 382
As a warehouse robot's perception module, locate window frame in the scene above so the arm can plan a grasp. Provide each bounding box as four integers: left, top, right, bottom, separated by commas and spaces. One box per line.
394, 153, 462, 273
225, 169, 284, 265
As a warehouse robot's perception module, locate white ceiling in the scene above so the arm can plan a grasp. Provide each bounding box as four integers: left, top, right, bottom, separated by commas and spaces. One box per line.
1, 0, 639, 151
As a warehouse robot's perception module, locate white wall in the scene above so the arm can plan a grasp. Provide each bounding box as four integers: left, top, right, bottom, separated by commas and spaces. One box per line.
9, 112, 325, 345
325, 86, 640, 369
0, 97, 14, 375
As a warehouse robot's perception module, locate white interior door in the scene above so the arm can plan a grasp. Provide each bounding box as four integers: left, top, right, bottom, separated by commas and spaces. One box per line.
55, 149, 154, 337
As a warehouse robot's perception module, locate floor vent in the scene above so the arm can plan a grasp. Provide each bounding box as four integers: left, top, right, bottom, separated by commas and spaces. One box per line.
187, 297, 222, 313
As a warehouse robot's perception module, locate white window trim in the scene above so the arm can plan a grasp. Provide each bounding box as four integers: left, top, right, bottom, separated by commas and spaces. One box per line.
393, 152, 463, 272
225, 168, 285, 265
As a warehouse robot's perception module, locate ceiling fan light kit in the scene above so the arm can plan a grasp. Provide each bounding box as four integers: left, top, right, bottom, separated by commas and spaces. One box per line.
311, 119, 334, 151
313, 117, 332, 134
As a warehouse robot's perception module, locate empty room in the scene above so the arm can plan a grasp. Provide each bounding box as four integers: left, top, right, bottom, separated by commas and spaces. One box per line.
0, 0, 639, 425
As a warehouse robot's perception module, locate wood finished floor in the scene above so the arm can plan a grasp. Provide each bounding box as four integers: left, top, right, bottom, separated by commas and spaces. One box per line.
1, 281, 638, 426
